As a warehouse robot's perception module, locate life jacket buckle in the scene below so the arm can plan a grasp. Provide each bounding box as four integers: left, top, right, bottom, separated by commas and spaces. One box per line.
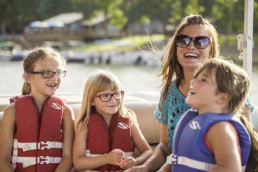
40, 141, 50, 150
171, 154, 178, 165
39, 156, 50, 164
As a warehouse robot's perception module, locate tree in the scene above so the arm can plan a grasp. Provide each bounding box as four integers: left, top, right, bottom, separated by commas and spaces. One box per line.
0, 0, 40, 33
37, 0, 73, 20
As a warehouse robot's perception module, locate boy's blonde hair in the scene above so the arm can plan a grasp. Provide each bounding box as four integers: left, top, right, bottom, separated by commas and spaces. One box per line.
77, 70, 136, 129
194, 58, 249, 114
22, 47, 66, 95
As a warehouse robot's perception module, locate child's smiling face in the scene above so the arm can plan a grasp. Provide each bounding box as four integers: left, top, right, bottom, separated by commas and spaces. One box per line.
27, 57, 65, 98
92, 88, 123, 117
186, 68, 221, 114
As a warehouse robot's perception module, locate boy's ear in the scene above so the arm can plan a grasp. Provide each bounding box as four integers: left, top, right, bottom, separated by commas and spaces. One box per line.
217, 93, 231, 104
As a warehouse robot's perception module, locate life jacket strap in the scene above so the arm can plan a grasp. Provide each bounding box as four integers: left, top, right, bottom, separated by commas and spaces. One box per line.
171, 154, 216, 171
12, 156, 62, 168
12, 139, 63, 169
165, 154, 172, 164
13, 139, 63, 151
86, 150, 133, 159
171, 154, 246, 171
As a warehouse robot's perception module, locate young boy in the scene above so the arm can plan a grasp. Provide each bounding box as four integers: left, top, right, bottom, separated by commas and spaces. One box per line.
171, 58, 255, 172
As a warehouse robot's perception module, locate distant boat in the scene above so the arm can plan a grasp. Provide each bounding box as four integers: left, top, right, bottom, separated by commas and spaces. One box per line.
10, 50, 30, 61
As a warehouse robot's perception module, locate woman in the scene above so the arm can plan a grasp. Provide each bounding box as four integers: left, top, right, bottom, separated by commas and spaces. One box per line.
127, 14, 220, 172
127, 14, 253, 172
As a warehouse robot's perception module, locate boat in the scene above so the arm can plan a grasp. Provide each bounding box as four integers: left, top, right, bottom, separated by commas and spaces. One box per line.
0, 93, 162, 147
0, 0, 256, 159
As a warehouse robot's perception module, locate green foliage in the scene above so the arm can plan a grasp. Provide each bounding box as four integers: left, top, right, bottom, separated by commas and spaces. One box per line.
37, 0, 73, 19
75, 34, 258, 60
168, 1, 179, 23
184, 0, 202, 15
108, 0, 128, 29
71, 0, 96, 19
76, 34, 166, 52
1, 0, 258, 34
0, 0, 41, 32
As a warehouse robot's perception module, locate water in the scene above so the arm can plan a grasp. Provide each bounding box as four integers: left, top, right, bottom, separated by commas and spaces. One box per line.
0, 61, 162, 95
1, 60, 258, 126
1, 61, 258, 102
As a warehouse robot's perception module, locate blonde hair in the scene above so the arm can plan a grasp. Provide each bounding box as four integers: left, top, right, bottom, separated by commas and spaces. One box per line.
22, 47, 66, 95
159, 14, 220, 105
77, 70, 136, 129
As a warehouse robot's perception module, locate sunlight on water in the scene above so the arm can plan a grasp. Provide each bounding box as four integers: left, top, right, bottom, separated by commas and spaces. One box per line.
0, 61, 257, 102
0, 61, 162, 95
1, 60, 257, 126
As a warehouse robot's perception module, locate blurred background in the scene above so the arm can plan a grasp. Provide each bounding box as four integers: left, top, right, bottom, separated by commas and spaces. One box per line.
0, 0, 257, 105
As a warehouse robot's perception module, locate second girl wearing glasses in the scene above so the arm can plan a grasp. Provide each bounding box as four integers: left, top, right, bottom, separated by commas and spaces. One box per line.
0, 47, 74, 172
73, 70, 152, 171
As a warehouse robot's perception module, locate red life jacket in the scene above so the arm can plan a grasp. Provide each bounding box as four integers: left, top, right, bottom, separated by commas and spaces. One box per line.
11, 95, 65, 172
86, 112, 135, 171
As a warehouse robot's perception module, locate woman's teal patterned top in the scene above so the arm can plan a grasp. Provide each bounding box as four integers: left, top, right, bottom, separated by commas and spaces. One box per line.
154, 80, 190, 150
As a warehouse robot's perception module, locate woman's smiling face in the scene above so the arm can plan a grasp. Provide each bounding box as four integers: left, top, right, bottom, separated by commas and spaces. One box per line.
177, 24, 211, 71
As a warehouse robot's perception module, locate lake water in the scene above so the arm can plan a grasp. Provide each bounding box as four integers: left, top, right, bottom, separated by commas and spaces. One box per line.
1, 59, 257, 96
0, 61, 162, 95
1, 60, 258, 126
1, 60, 258, 101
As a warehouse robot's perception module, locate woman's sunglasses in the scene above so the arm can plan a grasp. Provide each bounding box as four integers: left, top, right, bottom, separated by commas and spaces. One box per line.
175, 34, 211, 49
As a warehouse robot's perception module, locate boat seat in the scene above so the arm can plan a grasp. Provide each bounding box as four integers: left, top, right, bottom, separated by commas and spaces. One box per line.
0, 111, 3, 128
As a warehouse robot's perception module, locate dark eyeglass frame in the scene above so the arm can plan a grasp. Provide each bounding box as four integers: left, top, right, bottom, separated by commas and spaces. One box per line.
175, 34, 211, 49
95, 91, 124, 102
30, 70, 66, 79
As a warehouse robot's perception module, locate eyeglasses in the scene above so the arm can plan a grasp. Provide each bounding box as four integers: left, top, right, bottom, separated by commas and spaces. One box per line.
95, 91, 124, 102
175, 34, 211, 49
30, 70, 66, 79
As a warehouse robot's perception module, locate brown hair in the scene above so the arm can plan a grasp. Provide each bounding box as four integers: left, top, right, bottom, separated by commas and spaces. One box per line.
159, 14, 220, 106
194, 58, 249, 114
22, 47, 66, 95
239, 115, 258, 172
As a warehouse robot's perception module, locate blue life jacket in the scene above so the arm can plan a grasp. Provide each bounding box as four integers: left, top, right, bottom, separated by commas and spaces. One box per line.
171, 109, 251, 172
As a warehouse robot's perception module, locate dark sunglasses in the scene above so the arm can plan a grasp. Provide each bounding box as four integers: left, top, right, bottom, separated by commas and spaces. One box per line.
175, 34, 211, 49
95, 91, 124, 102
30, 70, 66, 79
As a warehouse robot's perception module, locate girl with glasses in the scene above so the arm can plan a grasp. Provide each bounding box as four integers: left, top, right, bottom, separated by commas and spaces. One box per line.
73, 70, 152, 171
126, 14, 253, 172
0, 47, 74, 172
